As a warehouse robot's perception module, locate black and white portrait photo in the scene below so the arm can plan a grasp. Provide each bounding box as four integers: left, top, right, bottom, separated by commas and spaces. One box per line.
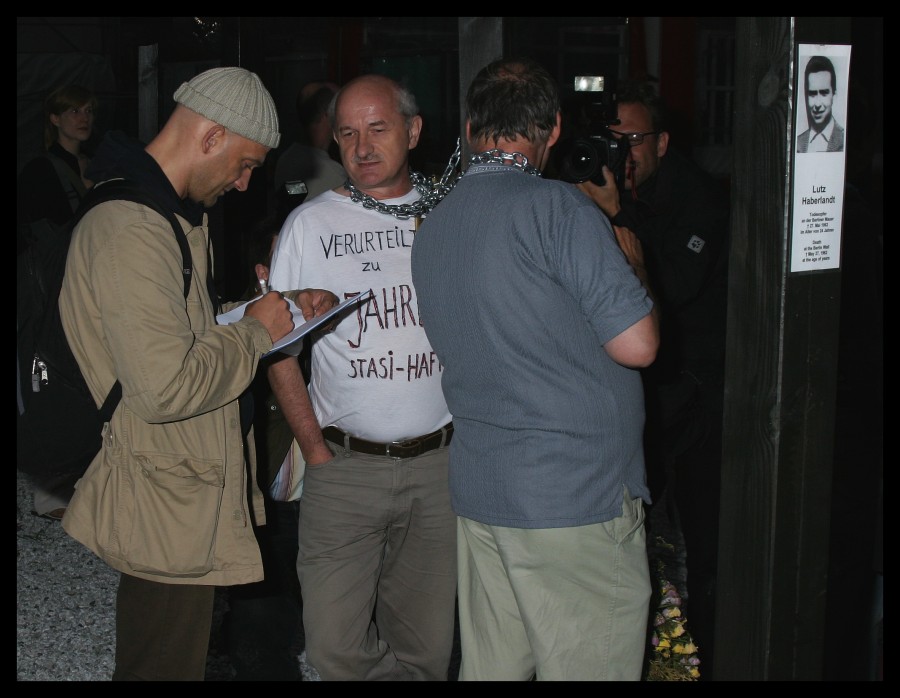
797, 54, 846, 154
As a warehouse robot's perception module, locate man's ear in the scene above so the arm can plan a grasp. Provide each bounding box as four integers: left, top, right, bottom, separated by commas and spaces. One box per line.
407, 114, 423, 149
656, 130, 670, 158
546, 112, 562, 149
201, 124, 226, 155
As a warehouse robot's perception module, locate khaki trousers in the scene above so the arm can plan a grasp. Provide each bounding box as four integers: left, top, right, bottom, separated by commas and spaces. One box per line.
297, 445, 457, 680
457, 488, 651, 681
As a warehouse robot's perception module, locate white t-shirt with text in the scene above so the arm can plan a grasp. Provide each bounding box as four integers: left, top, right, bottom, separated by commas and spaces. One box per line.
269, 189, 451, 442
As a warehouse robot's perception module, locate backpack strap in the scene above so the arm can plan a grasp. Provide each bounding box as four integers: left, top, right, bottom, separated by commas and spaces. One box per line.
77, 180, 193, 299
44, 152, 87, 214
73, 180, 194, 418
98, 379, 123, 423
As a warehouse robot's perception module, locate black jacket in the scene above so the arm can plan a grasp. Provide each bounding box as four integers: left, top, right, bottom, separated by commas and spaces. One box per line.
613, 148, 730, 387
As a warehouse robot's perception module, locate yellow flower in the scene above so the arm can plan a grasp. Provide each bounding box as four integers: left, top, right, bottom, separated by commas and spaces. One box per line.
671, 623, 685, 638
672, 640, 699, 655
689, 667, 701, 679
658, 638, 671, 649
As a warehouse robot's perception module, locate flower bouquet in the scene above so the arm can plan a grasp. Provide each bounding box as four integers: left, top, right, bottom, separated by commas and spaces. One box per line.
646, 548, 701, 680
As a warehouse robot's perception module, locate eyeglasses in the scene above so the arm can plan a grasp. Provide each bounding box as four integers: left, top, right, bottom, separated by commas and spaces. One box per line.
608, 130, 659, 146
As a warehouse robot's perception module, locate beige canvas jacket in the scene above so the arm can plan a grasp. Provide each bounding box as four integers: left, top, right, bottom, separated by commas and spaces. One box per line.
60, 198, 273, 585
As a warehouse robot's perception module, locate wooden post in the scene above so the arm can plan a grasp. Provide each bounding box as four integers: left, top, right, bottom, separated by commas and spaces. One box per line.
457, 18, 504, 164
716, 16, 851, 680
137, 44, 158, 144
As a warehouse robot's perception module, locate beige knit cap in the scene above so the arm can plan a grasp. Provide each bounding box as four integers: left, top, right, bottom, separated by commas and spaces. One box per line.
174, 66, 280, 148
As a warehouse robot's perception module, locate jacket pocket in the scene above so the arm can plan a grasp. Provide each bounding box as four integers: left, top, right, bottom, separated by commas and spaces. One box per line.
125, 452, 224, 577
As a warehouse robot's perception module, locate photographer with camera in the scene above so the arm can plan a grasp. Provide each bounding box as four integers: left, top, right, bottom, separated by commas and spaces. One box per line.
572, 79, 730, 678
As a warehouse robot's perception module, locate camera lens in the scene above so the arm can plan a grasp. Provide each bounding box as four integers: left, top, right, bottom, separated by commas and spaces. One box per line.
552, 137, 609, 184
567, 140, 602, 182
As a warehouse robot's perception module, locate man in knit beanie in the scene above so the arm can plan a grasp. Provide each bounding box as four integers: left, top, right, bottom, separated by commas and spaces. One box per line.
58, 66, 336, 680
152, 66, 282, 207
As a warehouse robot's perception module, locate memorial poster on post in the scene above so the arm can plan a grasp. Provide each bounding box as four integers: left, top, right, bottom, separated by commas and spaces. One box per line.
790, 43, 852, 273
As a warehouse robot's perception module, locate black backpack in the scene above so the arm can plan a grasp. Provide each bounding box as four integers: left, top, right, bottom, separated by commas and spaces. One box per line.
16, 179, 192, 479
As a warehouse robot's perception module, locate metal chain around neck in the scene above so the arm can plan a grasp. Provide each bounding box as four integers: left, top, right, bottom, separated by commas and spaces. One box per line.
467, 149, 542, 177
343, 138, 462, 221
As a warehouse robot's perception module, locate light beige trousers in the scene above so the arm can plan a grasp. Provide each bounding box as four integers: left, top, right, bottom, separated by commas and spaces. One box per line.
457, 489, 651, 681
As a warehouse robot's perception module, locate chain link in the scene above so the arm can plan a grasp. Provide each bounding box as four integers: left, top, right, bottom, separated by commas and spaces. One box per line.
467, 149, 542, 177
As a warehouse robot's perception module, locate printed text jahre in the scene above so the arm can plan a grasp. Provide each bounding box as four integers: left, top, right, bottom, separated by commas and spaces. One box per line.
348, 285, 418, 348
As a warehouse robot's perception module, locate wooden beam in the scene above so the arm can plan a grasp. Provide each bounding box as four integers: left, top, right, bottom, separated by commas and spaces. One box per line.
457, 18, 504, 163
137, 44, 158, 144
716, 16, 851, 680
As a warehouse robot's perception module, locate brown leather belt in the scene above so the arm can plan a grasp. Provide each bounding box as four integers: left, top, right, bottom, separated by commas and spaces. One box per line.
322, 423, 453, 459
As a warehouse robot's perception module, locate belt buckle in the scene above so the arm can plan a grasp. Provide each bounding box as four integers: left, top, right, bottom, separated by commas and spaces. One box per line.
386, 438, 421, 459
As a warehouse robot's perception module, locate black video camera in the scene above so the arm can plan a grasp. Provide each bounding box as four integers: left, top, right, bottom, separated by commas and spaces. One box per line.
552, 76, 629, 187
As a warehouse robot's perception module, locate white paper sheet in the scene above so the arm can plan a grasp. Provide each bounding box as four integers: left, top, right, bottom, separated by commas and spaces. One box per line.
217, 291, 371, 357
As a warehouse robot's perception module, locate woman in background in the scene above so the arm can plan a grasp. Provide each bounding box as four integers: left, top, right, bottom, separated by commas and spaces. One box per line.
17, 83, 98, 519
18, 83, 98, 244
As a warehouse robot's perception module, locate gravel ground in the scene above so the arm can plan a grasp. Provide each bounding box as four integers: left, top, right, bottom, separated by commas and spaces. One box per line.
17, 468, 685, 681
16, 470, 317, 682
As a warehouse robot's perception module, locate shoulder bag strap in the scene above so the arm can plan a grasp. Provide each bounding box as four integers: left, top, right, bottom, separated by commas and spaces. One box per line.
44, 152, 87, 213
